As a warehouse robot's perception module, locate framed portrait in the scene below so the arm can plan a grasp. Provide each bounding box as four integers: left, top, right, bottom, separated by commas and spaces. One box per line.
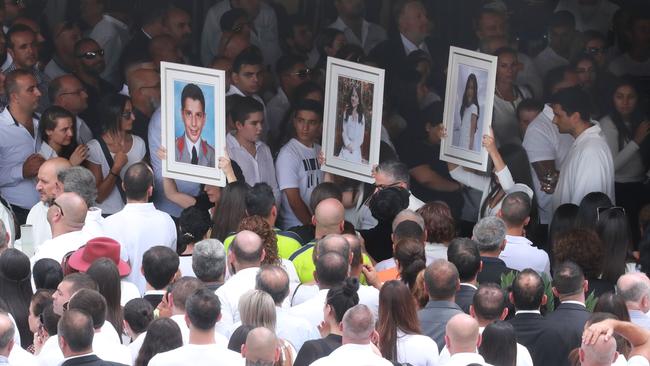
161, 62, 227, 186
321, 57, 384, 183
440, 46, 497, 171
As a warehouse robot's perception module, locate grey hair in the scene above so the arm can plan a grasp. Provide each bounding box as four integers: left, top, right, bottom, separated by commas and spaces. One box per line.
342, 304, 375, 342
59, 167, 97, 207
0, 314, 14, 349
0, 221, 7, 248
392, 209, 425, 231
472, 216, 506, 252
375, 160, 410, 187
238, 290, 276, 331
192, 239, 226, 283
617, 280, 650, 303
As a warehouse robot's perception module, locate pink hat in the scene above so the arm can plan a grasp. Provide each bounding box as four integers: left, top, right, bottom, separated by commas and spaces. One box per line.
67, 237, 131, 276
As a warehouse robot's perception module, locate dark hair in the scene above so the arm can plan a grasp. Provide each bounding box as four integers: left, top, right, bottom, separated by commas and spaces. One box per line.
123, 162, 153, 201
171, 276, 204, 311
596, 207, 632, 283
549, 203, 578, 253
68, 289, 106, 329
378, 281, 422, 362
576, 192, 613, 231
6, 23, 34, 50
394, 238, 426, 290
41, 304, 60, 336
393, 220, 424, 242
460, 73, 480, 120
472, 284, 507, 321
231, 95, 264, 127
86, 258, 123, 337
30, 289, 53, 323
479, 321, 517, 366
344, 84, 364, 124
180, 83, 205, 114
447, 238, 481, 282
98, 93, 131, 135
417, 201, 456, 243
58, 309, 94, 352
335, 44, 366, 63
228, 324, 253, 353
142, 246, 179, 290
517, 98, 544, 116
232, 46, 263, 73
4, 69, 34, 99
500, 192, 532, 226
291, 81, 324, 105
275, 53, 306, 75
553, 228, 604, 279
326, 277, 360, 323
594, 292, 630, 322
186, 288, 221, 330
293, 98, 324, 120
0, 248, 33, 347
315, 28, 344, 65
135, 318, 183, 366
511, 269, 544, 310
552, 261, 585, 296
220, 8, 247, 32
255, 265, 290, 305
212, 181, 250, 241
245, 183, 275, 217
309, 182, 343, 212
315, 252, 348, 288
38, 106, 78, 158
543, 65, 576, 101
607, 78, 646, 151
62, 272, 98, 294
177, 206, 212, 255
549, 86, 592, 122
123, 298, 154, 335
424, 260, 459, 300
33, 258, 63, 290
368, 186, 410, 224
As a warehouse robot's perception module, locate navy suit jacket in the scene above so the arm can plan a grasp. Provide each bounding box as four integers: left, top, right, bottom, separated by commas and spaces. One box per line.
545, 302, 591, 366
509, 312, 568, 365
418, 300, 463, 350
455, 284, 476, 314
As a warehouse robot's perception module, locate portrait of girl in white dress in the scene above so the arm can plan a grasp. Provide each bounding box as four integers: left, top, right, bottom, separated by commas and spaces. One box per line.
338, 85, 366, 163
456, 73, 480, 151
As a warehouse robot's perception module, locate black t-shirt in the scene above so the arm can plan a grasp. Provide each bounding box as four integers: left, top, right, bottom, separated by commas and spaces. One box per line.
294, 334, 342, 366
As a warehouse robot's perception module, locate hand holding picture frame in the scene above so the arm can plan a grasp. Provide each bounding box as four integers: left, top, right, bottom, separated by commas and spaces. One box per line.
161, 61, 227, 187
321, 57, 384, 183
440, 46, 497, 171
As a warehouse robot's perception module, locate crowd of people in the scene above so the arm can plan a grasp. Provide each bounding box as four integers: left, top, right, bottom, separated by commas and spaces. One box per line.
0, 0, 649, 365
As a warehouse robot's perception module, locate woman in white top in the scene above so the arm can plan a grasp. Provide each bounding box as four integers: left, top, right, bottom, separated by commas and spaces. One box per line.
177, 206, 213, 278
457, 73, 480, 150
338, 85, 366, 163
37, 106, 88, 165
378, 280, 439, 366
599, 79, 650, 226
85, 94, 146, 215
448, 133, 537, 221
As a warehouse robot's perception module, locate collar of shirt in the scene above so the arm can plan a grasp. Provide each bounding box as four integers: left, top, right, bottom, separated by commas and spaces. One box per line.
226, 132, 261, 152
573, 124, 603, 147
331, 17, 369, 47
515, 309, 541, 315
449, 352, 486, 364
122, 202, 156, 213
62, 353, 96, 362
460, 283, 478, 290
184, 134, 202, 158
275, 87, 289, 106
103, 14, 128, 31
227, 85, 246, 97
400, 33, 427, 55
561, 300, 586, 307
505, 235, 533, 246
144, 289, 166, 296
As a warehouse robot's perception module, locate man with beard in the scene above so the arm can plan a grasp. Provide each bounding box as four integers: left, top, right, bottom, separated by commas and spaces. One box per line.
127, 68, 161, 154
72, 38, 117, 137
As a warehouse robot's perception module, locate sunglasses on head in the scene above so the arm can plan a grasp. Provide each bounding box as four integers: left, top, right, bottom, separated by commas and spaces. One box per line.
76, 49, 104, 60
292, 68, 312, 79
596, 206, 626, 221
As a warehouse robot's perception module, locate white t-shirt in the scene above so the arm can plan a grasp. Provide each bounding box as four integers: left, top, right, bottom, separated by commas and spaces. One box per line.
609, 54, 650, 77
275, 138, 323, 229
179, 254, 196, 277
396, 330, 439, 366
599, 115, 646, 183
86, 136, 146, 214
148, 343, 243, 366
492, 86, 531, 147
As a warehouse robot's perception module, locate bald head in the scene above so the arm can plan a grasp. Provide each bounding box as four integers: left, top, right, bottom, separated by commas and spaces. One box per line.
580, 335, 617, 366
37, 158, 72, 202
256, 265, 290, 305
445, 313, 480, 355
314, 198, 345, 236
617, 273, 650, 311
315, 234, 350, 261
231, 230, 264, 267
52, 192, 87, 228
242, 327, 279, 364
0, 313, 15, 356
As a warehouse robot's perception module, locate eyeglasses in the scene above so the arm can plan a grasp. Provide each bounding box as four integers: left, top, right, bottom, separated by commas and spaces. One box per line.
76, 49, 104, 60
596, 206, 626, 221
121, 110, 134, 119
586, 47, 605, 55
51, 200, 64, 216
291, 68, 312, 79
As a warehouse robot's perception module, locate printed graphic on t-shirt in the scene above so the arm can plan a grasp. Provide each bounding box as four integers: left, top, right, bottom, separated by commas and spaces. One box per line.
302, 157, 321, 189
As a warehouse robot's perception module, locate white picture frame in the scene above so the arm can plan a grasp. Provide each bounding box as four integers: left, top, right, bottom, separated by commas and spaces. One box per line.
440, 46, 497, 171
321, 57, 384, 183
161, 61, 227, 187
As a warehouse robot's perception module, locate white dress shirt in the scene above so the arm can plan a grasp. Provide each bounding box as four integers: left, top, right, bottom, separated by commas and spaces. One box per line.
148, 343, 243, 366
599, 115, 646, 183
328, 17, 387, 54
0, 107, 41, 209
215, 267, 260, 331
500, 235, 551, 277
8, 343, 38, 366
289, 286, 379, 328
36, 326, 132, 366
425, 242, 448, 262
552, 124, 615, 211
0, 201, 14, 248
276, 306, 320, 352
439, 326, 532, 366
395, 330, 439, 366
31, 230, 91, 267
102, 202, 177, 294
400, 33, 429, 55
630, 310, 650, 330
128, 332, 146, 365
82, 207, 105, 238
443, 352, 492, 366
25, 201, 51, 249
121, 280, 140, 306
310, 343, 393, 366
225, 133, 280, 205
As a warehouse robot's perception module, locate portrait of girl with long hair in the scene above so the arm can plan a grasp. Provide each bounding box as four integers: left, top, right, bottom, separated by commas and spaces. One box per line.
338, 84, 366, 162
457, 73, 480, 150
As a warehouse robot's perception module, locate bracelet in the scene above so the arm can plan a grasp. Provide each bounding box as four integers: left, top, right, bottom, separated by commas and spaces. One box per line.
109, 171, 119, 178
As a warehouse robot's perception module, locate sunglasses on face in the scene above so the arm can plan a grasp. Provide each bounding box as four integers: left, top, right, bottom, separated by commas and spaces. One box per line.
586, 47, 605, 55
292, 68, 312, 79
76, 49, 104, 60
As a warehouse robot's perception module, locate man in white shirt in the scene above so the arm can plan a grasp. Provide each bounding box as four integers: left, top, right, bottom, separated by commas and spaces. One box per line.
550, 86, 615, 210
31, 192, 90, 267
443, 313, 491, 366
51, 74, 98, 145
26, 158, 71, 248
226, 96, 280, 205
533, 11, 577, 77
498, 192, 550, 277
617, 273, 650, 330
216, 230, 265, 331
149, 288, 242, 366
102, 162, 177, 294
311, 304, 392, 366
328, 0, 387, 54
241, 327, 280, 365
255, 265, 319, 351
